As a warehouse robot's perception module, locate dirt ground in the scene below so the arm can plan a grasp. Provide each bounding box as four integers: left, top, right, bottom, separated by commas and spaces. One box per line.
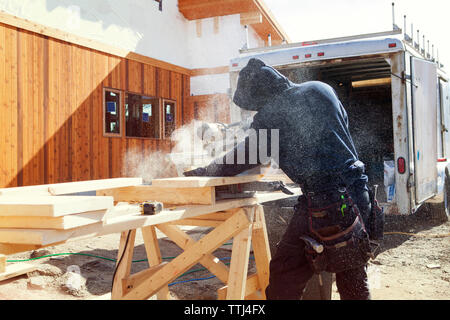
0, 207, 448, 301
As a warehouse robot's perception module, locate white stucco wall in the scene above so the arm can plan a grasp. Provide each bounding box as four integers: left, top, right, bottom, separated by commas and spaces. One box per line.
187, 14, 263, 69
188, 15, 263, 95
0, 0, 265, 94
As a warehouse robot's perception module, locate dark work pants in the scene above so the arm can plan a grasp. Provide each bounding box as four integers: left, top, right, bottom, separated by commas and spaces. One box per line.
265, 188, 372, 300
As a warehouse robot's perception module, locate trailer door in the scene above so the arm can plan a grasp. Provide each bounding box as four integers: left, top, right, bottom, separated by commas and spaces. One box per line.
439, 80, 450, 158
411, 57, 438, 203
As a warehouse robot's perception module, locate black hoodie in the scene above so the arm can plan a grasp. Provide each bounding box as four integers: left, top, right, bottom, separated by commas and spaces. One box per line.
200, 58, 367, 192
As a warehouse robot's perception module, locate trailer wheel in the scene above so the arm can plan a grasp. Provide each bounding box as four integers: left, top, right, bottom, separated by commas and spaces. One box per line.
428, 166, 450, 222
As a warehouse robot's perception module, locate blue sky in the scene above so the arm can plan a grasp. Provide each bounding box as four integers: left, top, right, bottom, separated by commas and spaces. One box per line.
264, 0, 450, 67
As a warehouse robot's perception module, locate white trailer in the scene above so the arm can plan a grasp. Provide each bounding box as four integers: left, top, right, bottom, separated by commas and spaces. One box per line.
228, 29, 450, 220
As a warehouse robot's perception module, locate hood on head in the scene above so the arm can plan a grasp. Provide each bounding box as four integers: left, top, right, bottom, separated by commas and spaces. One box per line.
233, 58, 291, 111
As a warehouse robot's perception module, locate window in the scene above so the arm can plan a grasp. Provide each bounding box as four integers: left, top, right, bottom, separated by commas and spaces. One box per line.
163, 99, 176, 139
104, 88, 122, 136
125, 93, 160, 138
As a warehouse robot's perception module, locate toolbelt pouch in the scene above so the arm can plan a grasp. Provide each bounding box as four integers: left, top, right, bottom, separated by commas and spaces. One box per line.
306, 206, 371, 274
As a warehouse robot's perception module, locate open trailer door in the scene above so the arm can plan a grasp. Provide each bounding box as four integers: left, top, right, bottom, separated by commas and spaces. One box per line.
411, 57, 438, 204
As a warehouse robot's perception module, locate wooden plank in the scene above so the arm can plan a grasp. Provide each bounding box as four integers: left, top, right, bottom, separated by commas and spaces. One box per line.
121, 209, 250, 300
217, 273, 262, 300
0, 243, 42, 255
189, 211, 234, 221
111, 229, 136, 299
0, 210, 107, 230
251, 205, 271, 298
0, 262, 36, 282
97, 185, 215, 205
0, 24, 6, 188
6, 25, 18, 188
226, 207, 255, 299
122, 262, 167, 296
166, 219, 222, 227
190, 66, 229, 77
141, 225, 170, 300
240, 12, 262, 25
151, 174, 263, 188
0, 254, 5, 273
0, 177, 143, 196
156, 224, 230, 283
0, 196, 113, 217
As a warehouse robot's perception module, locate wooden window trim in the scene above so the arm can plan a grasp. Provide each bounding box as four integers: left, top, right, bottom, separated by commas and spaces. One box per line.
162, 98, 177, 140
103, 87, 123, 138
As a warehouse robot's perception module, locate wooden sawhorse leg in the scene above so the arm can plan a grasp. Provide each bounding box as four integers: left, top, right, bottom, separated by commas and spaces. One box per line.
217, 205, 272, 300
141, 226, 170, 300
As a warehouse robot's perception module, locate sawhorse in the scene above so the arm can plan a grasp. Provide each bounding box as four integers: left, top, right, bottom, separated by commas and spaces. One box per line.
111, 205, 271, 300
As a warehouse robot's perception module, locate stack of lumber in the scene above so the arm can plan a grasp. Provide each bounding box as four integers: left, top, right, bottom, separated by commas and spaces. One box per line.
0, 178, 143, 250
0, 175, 296, 250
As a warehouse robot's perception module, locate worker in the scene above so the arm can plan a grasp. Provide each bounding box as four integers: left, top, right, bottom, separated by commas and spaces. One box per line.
184, 58, 383, 300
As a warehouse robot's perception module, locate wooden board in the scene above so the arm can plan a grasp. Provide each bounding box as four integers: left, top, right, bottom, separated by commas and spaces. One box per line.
0, 196, 113, 217
150, 174, 263, 188
0, 263, 37, 282
0, 254, 5, 273
97, 185, 215, 205
226, 207, 255, 299
0, 178, 143, 196
0, 210, 107, 230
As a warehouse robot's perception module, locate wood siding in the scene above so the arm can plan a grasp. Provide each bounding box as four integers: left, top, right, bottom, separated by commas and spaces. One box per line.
0, 23, 193, 188
186, 93, 231, 124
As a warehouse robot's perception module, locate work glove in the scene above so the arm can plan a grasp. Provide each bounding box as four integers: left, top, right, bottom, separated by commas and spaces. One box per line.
183, 167, 208, 177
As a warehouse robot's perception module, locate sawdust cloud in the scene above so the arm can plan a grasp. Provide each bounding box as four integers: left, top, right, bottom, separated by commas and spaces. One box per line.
121, 101, 228, 184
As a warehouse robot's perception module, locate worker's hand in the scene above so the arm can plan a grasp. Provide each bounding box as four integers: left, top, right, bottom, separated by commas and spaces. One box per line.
183, 167, 208, 177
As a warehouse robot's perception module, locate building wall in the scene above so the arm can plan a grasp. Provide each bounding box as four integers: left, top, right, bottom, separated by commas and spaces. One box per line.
0, 22, 190, 188
0, 0, 264, 71
0, 0, 191, 67
0, 1, 270, 187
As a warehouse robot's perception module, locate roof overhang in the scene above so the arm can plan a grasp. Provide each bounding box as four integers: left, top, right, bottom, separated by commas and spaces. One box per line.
178, 0, 290, 45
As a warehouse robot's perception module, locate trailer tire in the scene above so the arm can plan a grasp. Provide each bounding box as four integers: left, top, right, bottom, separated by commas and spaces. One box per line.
428, 166, 450, 223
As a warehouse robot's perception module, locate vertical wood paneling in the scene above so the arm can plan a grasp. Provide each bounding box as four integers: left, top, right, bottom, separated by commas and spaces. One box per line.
182, 74, 192, 126
8, 27, 18, 187
170, 72, 183, 127
46, 38, 56, 184
128, 60, 142, 93
0, 24, 6, 186
60, 40, 71, 183
158, 68, 170, 98
0, 23, 191, 188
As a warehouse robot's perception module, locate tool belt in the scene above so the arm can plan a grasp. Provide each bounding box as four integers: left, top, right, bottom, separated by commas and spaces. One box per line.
302, 190, 372, 274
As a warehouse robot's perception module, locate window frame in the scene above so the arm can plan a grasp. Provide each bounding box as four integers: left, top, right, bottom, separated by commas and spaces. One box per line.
162, 98, 177, 140
103, 87, 123, 138
124, 91, 163, 140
